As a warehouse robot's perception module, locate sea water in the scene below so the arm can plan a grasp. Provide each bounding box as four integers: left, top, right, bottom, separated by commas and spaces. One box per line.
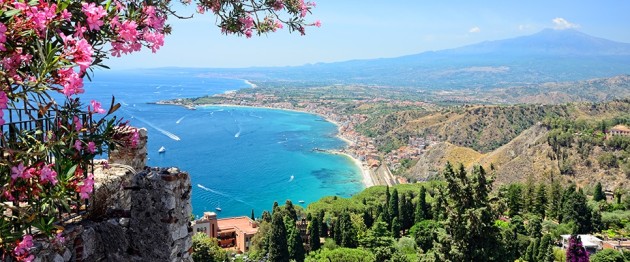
83, 69, 364, 218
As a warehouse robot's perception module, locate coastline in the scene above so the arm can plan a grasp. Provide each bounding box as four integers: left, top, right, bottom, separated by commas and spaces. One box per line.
193, 103, 376, 188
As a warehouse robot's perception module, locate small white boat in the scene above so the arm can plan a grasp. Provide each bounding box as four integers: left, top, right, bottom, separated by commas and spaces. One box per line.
298, 200, 305, 204
158, 146, 166, 153
215, 207, 222, 212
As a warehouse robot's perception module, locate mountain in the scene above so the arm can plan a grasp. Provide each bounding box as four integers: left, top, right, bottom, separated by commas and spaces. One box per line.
437, 28, 630, 56
202, 29, 630, 89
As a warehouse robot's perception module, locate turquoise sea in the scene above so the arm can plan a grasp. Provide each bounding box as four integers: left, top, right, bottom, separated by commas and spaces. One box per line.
83, 69, 364, 218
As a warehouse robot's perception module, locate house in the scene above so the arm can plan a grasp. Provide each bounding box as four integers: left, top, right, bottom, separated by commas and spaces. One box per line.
602, 238, 630, 251
561, 234, 603, 254
609, 124, 630, 137
192, 212, 259, 253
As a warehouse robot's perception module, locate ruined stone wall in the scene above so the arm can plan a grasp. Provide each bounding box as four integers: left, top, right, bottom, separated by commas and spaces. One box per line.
31, 129, 193, 262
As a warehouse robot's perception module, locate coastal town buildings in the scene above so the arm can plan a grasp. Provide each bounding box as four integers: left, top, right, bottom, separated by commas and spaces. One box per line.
192, 212, 259, 253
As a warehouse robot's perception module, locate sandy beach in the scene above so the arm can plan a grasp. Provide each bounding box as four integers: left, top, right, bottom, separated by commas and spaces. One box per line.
335, 151, 375, 188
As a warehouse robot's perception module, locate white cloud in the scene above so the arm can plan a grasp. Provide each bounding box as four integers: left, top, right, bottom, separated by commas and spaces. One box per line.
552, 18, 580, 30
469, 26, 481, 33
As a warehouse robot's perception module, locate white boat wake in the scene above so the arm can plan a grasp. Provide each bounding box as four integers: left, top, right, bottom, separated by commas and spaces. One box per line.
132, 115, 181, 141
289, 175, 294, 182
197, 184, 252, 207
176, 116, 186, 124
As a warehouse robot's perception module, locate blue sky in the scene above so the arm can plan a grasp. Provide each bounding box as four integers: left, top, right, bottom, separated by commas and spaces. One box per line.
107, 0, 630, 69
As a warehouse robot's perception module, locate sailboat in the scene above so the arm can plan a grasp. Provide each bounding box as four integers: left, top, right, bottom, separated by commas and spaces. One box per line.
215, 202, 222, 212
158, 146, 166, 153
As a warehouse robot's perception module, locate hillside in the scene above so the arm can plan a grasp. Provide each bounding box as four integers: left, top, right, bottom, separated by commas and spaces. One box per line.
407, 99, 630, 189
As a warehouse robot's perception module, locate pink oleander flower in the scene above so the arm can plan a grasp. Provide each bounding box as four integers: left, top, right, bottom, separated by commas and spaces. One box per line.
272, 0, 284, 11
0, 22, 7, 51
14, 234, 34, 262
90, 100, 106, 114
313, 20, 321, 27
87, 141, 96, 154
119, 20, 138, 42
196, 4, 205, 14
61, 9, 72, 20
73, 115, 83, 131
143, 5, 166, 29
57, 68, 84, 97
60, 34, 93, 73
11, 163, 27, 180
40, 165, 58, 185
82, 2, 106, 31
74, 139, 82, 151
78, 173, 94, 199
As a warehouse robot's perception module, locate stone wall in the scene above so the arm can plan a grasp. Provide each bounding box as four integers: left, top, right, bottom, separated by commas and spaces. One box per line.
108, 127, 148, 171
31, 128, 193, 262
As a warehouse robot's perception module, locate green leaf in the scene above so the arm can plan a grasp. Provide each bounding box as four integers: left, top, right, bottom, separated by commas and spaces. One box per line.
4, 9, 21, 17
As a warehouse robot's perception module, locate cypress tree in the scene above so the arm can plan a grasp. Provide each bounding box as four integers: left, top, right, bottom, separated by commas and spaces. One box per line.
391, 217, 401, 238
544, 242, 555, 262
363, 208, 374, 229
332, 219, 341, 245
285, 216, 305, 262
389, 188, 400, 224
339, 212, 357, 248
415, 185, 429, 222
285, 200, 298, 222
398, 195, 409, 232
548, 179, 563, 220
432, 186, 445, 221
262, 211, 272, 223
537, 234, 552, 262
524, 176, 536, 213
272, 201, 279, 214
308, 215, 321, 252
268, 212, 289, 262
251, 209, 255, 220
506, 184, 523, 217
593, 182, 605, 202
318, 210, 328, 237
535, 183, 548, 218
561, 187, 593, 234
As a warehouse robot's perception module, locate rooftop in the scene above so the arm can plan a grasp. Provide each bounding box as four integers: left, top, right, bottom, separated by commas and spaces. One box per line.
611, 124, 630, 132
217, 216, 258, 235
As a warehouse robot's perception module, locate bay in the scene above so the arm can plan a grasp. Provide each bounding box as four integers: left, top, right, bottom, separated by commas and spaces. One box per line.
83, 69, 364, 218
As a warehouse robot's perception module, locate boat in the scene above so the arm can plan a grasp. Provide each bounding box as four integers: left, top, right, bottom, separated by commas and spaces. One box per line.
216, 202, 222, 212
158, 146, 166, 153
298, 200, 305, 204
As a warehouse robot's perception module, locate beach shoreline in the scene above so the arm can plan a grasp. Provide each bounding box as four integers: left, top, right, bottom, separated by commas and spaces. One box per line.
185, 103, 376, 188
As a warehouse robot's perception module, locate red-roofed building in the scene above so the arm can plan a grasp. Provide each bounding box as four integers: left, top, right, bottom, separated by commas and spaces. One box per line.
192, 212, 259, 253
609, 124, 630, 137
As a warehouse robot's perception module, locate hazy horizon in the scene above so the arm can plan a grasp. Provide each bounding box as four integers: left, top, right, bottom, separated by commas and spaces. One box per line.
106, 1, 630, 70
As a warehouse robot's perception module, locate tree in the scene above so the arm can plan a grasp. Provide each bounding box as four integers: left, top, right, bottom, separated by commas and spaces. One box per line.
561, 186, 593, 234
363, 208, 374, 229
318, 210, 328, 237
435, 164, 503, 261
399, 194, 414, 233
273, 201, 280, 214
285, 200, 299, 222
391, 217, 401, 238
339, 212, 358, 248
309, 214, 321, 252
415, 186, 430, 222
269, 212, 290, 262
506, 184, 523, 217
389, 188, 400, 227
548, 179, 563, 220
593, 182, 606, 202
251, 209, 256, 220
525, 176, 536, 213
192, 233, 228, 262
537, 234, 552, 262
535, 183, 548, 218
410, 220, 439, 252
432, 186, 446, 221
566, 235, 589, 262
0, 0, 318, 257
590, 248, 624, 262
262, 210, 272, 223
286, 216, 306, 262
